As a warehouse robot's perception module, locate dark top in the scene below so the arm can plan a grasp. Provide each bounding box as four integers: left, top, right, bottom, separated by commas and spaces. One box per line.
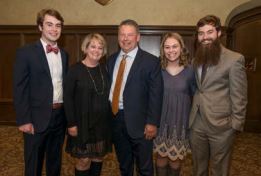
64, 62, 111, 144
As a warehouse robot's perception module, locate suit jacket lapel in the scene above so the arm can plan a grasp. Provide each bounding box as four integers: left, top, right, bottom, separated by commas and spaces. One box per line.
60, 49, 67, 79
202, 65, 214, 85
108, 52, 119, 80
35, 41, 52, 80
125, 48, 144, 88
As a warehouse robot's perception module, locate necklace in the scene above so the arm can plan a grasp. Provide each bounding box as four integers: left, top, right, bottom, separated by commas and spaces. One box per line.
84, 63, 105, 95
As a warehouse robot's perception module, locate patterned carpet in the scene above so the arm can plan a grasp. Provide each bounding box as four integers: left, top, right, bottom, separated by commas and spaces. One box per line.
0, 125, 260, 176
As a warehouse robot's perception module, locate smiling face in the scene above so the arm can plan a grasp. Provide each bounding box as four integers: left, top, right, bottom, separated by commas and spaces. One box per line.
118, 25, 140, 53
197, 24, 221, 47
194, 24, 222, 67
163, 37, 181, 63
85, 39, 104, 64
39, 14, 62, 45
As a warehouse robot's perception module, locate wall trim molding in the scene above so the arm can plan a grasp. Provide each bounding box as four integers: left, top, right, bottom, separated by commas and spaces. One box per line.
0, 25, 196, 34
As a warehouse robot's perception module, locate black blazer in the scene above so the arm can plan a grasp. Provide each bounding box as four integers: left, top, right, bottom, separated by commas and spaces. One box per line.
13, 40, 69, 133
107, 48, 163, 138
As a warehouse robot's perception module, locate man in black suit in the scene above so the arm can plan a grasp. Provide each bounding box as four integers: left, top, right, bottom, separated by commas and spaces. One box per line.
107, 19, 163, 176
13, 9, 68, 176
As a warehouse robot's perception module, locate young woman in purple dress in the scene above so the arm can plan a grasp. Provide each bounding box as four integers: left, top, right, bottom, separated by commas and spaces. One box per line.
154, 32, 196, 176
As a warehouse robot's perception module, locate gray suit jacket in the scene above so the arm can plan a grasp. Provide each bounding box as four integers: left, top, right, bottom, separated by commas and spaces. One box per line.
189, 46, 247, 131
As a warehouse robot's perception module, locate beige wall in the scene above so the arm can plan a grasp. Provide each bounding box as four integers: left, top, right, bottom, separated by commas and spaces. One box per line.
0, 0, 249, 26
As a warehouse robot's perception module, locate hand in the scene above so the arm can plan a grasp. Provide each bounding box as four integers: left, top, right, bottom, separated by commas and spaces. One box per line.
18, 123, 34, 134
144, 124, 157, 140
68, 126, 78, 137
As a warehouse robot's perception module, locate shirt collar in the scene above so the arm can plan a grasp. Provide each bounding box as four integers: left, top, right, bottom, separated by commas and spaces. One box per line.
40, 38, 58, 53
119, 46, 138, 59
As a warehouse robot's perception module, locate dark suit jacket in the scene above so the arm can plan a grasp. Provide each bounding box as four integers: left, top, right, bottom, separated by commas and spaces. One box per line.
107, 48, 163, 138
13, 40, 69, 133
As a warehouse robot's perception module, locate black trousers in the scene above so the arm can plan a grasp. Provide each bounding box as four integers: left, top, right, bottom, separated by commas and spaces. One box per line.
23, 108, 66, 176
112, 110, 154, 176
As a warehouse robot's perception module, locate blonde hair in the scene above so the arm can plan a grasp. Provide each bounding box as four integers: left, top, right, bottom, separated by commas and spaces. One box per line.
81, 33, 107, 58
160, 32, 190, 69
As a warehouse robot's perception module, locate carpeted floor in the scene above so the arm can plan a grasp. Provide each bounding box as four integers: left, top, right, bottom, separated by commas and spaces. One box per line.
0, 126, 260, 176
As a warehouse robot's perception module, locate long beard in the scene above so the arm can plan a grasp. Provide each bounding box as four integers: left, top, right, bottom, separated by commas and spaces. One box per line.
194, 39, 221, 67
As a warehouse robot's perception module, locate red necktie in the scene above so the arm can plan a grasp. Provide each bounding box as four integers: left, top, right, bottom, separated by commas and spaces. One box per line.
46, 44, 59, 54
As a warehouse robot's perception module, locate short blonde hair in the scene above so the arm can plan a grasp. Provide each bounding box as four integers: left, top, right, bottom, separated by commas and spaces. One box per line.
81, 33, 107, 58
160, 32, 190, 69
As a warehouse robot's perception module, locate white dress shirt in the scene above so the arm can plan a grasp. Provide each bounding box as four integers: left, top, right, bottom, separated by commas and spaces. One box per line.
40, 39, 63, 103
109, 46, 138, 109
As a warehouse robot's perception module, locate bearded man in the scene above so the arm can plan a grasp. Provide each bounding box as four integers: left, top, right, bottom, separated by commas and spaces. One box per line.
189, 15, 247, 176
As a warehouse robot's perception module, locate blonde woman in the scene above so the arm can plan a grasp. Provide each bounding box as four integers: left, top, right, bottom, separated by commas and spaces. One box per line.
64, 33, 112, 176
154, 33, 196, 176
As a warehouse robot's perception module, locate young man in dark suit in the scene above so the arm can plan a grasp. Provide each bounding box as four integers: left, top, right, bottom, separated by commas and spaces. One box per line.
107, 19, 163, 176
13, 8, 69, 176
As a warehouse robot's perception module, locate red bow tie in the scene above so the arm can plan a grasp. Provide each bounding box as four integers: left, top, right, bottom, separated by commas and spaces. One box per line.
46, 44, 59, 54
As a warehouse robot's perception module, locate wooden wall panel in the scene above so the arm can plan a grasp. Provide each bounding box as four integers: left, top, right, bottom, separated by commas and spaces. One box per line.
0, 25, 227, 126
2, 23, 256, 132
0, 34, 20, 99
0, 100, 15, 125
0, 34, 21, 125
24, 34, 41, 45
104, 34, 119, 56
60, 34, 80, 65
